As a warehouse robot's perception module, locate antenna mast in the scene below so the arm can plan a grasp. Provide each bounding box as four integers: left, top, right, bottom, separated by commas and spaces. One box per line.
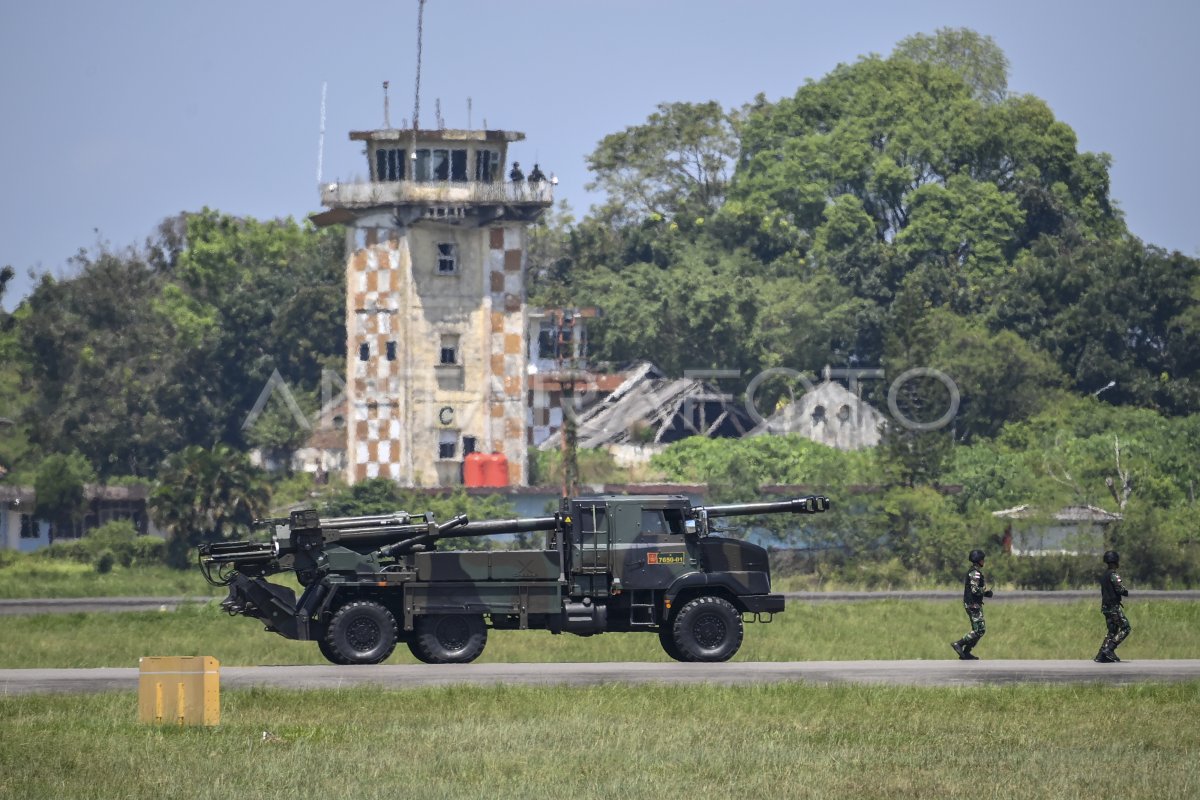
316, 81, 327, 185
412, 0, 425, 131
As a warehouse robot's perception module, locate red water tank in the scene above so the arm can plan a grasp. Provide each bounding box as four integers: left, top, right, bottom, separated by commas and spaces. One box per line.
482, 452, 509, 487
463, 453, 487, 488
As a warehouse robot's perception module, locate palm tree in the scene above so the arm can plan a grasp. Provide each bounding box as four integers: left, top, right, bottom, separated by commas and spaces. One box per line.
151, 445, 270, 567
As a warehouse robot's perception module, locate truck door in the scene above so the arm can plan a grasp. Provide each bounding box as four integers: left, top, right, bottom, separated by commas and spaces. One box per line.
622, 507, 692, 591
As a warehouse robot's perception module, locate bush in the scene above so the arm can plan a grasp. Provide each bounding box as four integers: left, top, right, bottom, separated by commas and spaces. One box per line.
39, 540, 90, 564
1113, 501, 1200, 588
94, 549, 115, 574
128, 536, 166, 567
831, 557, 916, 590
990, 553, 1099, 590
30, 520, 168, 569
528, 447, 634, 487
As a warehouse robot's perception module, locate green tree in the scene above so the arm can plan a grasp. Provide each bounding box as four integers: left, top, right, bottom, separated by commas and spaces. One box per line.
892, 27, 1009, 104
884, 306, 1064, 442
651, 435, 874, 497
14, 211, 345, 479
872, 486, 979, 578
18, 248, 182, 477
150, 445, 270, 567
0, 266, 35, 480
166, 209, 345, 451
33, 452, 97, 538
586, 101, 740, 227
571, 240, 761, 376
991, 236, 1200, 413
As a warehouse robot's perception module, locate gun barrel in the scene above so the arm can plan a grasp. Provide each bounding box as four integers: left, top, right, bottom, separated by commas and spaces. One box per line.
453, 516, 560, 537
199, 541, 276, 565
319, 512, 420, 529
696, 496, 831, 518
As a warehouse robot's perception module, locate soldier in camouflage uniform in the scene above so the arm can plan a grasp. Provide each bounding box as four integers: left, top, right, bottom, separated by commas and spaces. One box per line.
1094, 550, 1131, 663
951, 549, 992, 660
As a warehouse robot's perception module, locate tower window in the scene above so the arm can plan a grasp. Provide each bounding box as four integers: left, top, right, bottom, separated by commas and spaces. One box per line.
437, 242, 457, 274
359, 343, 370, 361
375, 148, 406, 181
475, 149, 500, 182
386, 341, 397, 361
431, 149, 449, 180
438, 430, 458, 460
413, 148, 458, 182
450, 149, 468, 181
440, 334, 460, 365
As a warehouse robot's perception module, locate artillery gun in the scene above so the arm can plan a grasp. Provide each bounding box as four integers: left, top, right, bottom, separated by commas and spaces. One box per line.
199, 494, 830, 665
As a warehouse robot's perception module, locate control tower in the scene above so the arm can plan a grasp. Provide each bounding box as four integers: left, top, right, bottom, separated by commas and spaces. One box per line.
312, 128, 553, 486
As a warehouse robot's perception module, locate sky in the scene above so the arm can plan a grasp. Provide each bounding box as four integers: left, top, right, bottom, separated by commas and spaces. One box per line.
2, 0, 1198, 311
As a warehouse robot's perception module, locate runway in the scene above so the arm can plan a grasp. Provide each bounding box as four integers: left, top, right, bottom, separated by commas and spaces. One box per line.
3, 659, 1199, 695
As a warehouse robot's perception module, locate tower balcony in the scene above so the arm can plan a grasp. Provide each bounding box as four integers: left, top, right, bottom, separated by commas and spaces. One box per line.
320, 180, 554, 210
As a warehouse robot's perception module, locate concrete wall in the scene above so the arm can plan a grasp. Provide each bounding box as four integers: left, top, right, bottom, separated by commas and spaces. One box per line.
345, 222, 529, 487
754, 381, 885, 450
0, 508, 51, 552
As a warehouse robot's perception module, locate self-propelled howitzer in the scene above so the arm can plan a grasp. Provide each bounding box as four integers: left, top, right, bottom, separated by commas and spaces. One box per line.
198, 494, 830, 665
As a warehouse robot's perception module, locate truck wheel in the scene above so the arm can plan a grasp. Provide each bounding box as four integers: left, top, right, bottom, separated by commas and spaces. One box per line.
658, 624, 686, 662
317, 637, 351, 665
408, 614, 488, 664
325, 600, 398, 665
671, 596, 743, 662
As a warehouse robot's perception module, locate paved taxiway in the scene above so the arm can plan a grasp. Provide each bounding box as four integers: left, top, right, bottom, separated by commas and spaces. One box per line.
4, 659, 1200, 695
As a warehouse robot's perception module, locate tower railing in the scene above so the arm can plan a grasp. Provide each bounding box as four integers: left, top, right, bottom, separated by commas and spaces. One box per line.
321, 179, 554, 208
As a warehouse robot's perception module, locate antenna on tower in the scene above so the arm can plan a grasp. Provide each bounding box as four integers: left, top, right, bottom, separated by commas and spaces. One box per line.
316, 81, 327, 185
435, 98, 444, 130
467, 97, 472, 130
382, 80, 391, 128
412, 0, 425, 131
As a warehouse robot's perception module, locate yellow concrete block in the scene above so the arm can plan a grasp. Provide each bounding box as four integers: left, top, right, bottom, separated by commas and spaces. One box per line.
138, 656, 219, 726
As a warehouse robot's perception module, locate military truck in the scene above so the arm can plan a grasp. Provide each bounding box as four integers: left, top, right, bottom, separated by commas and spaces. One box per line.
199, 493, 829, 665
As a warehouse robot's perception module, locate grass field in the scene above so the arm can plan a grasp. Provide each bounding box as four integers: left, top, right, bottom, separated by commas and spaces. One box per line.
1, 599, 1196, 668
1, 682, 1198, 800
0, 560, 220, 599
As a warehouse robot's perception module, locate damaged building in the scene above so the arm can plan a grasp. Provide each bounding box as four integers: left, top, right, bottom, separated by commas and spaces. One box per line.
747, 374, 886, 451
538, 362, 754, 464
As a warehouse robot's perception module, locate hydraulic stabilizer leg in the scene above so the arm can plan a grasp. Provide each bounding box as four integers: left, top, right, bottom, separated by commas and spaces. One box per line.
221, 574, 301, 639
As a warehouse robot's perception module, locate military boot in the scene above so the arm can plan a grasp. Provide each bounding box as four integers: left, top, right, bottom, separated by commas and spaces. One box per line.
1093, 649, 1113, 663
952, 641, 978, 660
1105, 647, 1121, 663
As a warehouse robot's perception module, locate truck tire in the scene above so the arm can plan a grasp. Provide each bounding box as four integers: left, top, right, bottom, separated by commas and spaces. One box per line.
317, 636, 351, 665
671, 596, 743, 662
408, 614, 488, 664
658, 624, 686, 662
324, 600, 398, 665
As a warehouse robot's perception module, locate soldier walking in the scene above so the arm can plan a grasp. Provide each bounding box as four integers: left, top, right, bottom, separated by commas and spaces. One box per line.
1094, 550, 1131, 663
951, 549, 992, 660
